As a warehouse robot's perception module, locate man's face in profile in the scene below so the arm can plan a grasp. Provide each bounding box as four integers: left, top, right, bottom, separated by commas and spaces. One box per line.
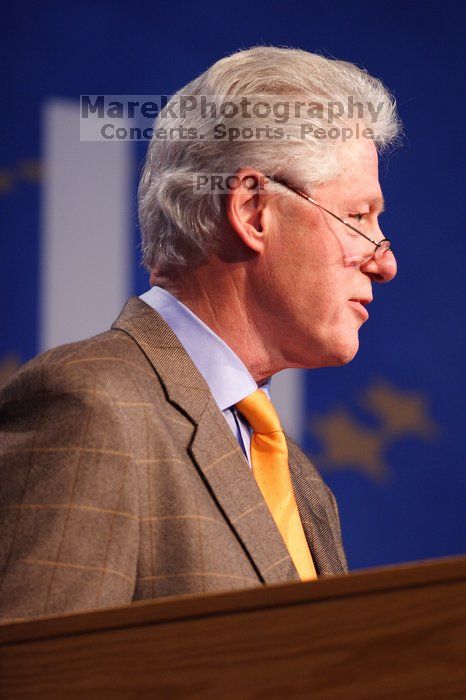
259, 137, 397, 370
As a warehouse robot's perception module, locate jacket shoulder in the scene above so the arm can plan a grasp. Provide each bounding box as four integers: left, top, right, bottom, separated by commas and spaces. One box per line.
1, 329, 165, 407
0, 330, 145, 621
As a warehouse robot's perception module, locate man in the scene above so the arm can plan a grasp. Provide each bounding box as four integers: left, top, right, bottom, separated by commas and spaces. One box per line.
0, 47, 399, 621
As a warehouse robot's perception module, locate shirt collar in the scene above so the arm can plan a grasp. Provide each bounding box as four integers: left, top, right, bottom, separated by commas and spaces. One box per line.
140, 286, 271, 411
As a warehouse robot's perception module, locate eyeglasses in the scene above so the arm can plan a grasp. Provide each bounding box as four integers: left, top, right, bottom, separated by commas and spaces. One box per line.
266, 175, 392, 265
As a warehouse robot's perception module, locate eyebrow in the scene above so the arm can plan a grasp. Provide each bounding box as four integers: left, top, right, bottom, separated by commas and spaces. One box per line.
372, 197, 386, 213
351, 196, 386, 213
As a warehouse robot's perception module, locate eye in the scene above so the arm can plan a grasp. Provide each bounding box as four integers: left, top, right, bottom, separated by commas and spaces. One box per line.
350, 213, 365, 223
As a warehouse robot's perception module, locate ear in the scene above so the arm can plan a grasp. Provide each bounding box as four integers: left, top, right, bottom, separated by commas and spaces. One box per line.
225, 169, 269, 253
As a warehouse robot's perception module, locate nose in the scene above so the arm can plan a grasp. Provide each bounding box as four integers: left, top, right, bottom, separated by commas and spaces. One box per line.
360, 248, 397, 283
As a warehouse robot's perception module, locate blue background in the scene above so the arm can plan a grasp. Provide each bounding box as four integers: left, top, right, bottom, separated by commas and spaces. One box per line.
1, 0, 464, 570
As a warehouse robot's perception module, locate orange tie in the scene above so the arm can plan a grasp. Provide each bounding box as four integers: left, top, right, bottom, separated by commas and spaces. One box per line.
236, 390, 317, 581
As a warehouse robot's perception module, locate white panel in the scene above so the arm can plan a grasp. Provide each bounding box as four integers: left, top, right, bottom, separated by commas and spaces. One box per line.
41, 101, 132, 351
271, 368, 305, 444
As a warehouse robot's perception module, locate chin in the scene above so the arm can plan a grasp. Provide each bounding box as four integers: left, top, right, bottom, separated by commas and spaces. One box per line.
284, 327, 360, 369
334, 350, 358, 366
289, 341, 359, 370
323, 336, 360, 367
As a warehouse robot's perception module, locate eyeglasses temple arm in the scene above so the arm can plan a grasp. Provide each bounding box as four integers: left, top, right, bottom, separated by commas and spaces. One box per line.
266, 175, 387, 249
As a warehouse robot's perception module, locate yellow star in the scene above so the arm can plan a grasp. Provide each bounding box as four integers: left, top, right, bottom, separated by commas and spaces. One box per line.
360, 381, 439, 440
0, 159, 42, 197
309, 409, 388, 481
18, 159, 42, 184
0, 168, 15, 195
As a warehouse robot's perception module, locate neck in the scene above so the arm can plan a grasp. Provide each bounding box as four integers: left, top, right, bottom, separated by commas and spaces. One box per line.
153, 260, 288, 383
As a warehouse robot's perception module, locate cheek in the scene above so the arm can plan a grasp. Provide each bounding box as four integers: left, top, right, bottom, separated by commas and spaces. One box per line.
266, 215, 356, 320
303, 275, 362, 360
303, 267, 352, 315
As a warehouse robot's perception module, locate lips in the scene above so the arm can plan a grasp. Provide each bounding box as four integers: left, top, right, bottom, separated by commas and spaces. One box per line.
348, 298, 371, 320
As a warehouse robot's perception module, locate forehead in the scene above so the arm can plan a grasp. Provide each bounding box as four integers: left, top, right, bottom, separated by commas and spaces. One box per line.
338, 138, 381, 198
318, 138, 382, 205
340, 136, 378, 170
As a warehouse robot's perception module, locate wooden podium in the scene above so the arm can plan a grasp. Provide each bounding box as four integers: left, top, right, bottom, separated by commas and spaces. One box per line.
1, 556, 465, 698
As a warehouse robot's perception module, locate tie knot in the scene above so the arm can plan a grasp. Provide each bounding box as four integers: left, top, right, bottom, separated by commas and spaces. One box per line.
235, 389, 283, 434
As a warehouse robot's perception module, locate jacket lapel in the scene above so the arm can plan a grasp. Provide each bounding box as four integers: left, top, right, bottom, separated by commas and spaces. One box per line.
112, 297, 210, 422
112, 297, 299, 585
287, 436, 348, 576
190, 397, 299, 585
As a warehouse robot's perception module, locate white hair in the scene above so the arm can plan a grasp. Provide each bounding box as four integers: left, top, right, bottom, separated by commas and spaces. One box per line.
139, 46, 401, 273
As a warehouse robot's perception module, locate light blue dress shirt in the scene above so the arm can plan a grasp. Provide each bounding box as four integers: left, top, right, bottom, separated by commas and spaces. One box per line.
139, 285, 272, 468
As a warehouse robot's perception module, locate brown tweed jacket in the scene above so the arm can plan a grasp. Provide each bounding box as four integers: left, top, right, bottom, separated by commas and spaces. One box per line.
0, 297, 347, 622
